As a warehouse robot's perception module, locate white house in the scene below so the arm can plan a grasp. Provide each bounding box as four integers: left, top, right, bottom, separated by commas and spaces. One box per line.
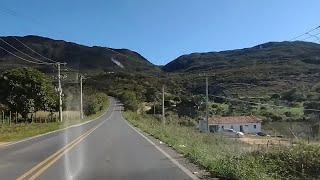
199, 116, 262, 134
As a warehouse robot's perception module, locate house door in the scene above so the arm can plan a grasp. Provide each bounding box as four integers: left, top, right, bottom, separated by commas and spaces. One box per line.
240, 125, 244, 132
209, 125, 219, 133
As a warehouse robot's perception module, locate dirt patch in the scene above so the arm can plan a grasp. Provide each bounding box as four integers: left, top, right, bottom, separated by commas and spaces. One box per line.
239, 137, 289, 145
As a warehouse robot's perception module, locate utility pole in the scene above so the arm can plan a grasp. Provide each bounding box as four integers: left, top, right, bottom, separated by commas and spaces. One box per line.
79, 74, 84, 120
57, 63, 63, 122
162, 85, 165, 125
205, 76, 209, 132
55, 62, 67, 122
199, 73, 215, 133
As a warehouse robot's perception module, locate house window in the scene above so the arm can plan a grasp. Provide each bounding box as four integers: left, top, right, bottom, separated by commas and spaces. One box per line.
254, 125, 257, 129
231, 125, 233, 129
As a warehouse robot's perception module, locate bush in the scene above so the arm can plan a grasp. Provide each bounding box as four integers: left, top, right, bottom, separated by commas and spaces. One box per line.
256, 143, 320, 179
271, 93, 280, 99
84, 92, 108, 116
120, 91, 140, 111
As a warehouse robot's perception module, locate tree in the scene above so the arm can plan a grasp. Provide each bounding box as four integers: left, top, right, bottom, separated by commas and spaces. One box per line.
271, 93, 281, 99
121, 91, 140, 111
281, 88, 305, 102
304, 101, 320, 120
0, 68, 57, 120
144, 87, 158, 103
176, 96, 200, 118
83, 92, 108, 116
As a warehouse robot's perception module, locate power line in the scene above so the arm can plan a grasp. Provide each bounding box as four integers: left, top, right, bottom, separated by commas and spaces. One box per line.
301, 32, 320, 41
306, 32, 320, 43
289, 26, 320, 41
0, 7, 46, 27
0, 45, 51, 65
0, 37, 52, 65
12, 36, 59, 63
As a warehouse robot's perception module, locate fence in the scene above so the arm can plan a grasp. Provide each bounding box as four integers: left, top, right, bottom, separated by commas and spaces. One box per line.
0, 110, 81, 126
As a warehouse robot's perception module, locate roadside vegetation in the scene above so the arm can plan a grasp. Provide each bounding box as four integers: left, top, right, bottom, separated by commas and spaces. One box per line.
124, 111, 320, 180
0, 102, 108, 142
0, 67, 109, 142
104, 72, 320, 139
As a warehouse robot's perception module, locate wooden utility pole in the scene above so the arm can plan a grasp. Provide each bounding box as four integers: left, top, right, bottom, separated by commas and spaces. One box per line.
205, 76, 209, 132
162, 85, 165, 125
199, 73, 215, 132
79, 75, 84, 120
57, 63, 63, 122
54, 62, 67, 122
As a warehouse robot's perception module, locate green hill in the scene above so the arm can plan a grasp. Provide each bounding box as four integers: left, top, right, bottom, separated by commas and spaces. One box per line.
0, 35, 161, 75
163, 41, 320, 96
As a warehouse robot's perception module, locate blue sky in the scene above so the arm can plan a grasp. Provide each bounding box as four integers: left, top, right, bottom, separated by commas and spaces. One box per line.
1, 0, 319, 65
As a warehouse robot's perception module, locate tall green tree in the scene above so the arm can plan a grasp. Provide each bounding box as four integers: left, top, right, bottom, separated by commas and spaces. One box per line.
0, 67, 57, 120
144, 87, 158, 103
121, 91, 140, 111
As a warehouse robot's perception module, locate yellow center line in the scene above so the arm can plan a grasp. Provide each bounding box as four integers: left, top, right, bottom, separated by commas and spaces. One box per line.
28, 124, 100, 180
16, 124, 100, 180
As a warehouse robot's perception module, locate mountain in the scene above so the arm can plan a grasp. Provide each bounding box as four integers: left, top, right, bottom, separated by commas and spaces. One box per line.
163, 41, 320, 72
0, 35, 160, 74
163, 41, 320, 96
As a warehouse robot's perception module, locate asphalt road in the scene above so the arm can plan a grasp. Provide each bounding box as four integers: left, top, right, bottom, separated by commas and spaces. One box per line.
0, 98, 197, 180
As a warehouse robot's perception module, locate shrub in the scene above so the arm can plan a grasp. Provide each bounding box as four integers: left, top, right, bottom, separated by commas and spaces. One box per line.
84, 92, 108, 115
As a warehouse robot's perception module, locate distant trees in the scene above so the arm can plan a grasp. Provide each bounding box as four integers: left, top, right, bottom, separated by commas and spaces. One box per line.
84, 92, 108, 116
176, 95, 205, 118
0, 68, 57, 120
281, 88, 304, 102
121, 91, 140, 111
303, 101, 320, 120
271, 93, 281, 99
144, 87, 159, 103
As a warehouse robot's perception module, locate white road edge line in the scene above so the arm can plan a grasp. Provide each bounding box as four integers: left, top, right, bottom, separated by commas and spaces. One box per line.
2, 99, 114, 148
120, 112, 200, 180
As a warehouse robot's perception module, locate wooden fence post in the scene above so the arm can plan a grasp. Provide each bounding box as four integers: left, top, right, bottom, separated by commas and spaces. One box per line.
1, 111, 4, 125
15, 111, 18, 124
9, 111, 12, 126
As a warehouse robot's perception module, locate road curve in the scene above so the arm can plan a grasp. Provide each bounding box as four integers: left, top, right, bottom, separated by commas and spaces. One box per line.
0, 98, 196, 180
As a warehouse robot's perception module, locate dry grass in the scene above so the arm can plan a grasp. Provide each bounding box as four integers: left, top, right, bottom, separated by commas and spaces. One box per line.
0, 98, 109, 142
239, 136, 290, 145
34, 111, 81, 121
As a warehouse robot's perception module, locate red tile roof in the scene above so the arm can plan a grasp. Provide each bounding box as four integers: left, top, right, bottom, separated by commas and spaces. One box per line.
208, 116, 261, 124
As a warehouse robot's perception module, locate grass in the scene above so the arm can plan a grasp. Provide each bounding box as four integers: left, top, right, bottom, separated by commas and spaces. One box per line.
124, 111, 320, 180
0, 98, 110, 142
